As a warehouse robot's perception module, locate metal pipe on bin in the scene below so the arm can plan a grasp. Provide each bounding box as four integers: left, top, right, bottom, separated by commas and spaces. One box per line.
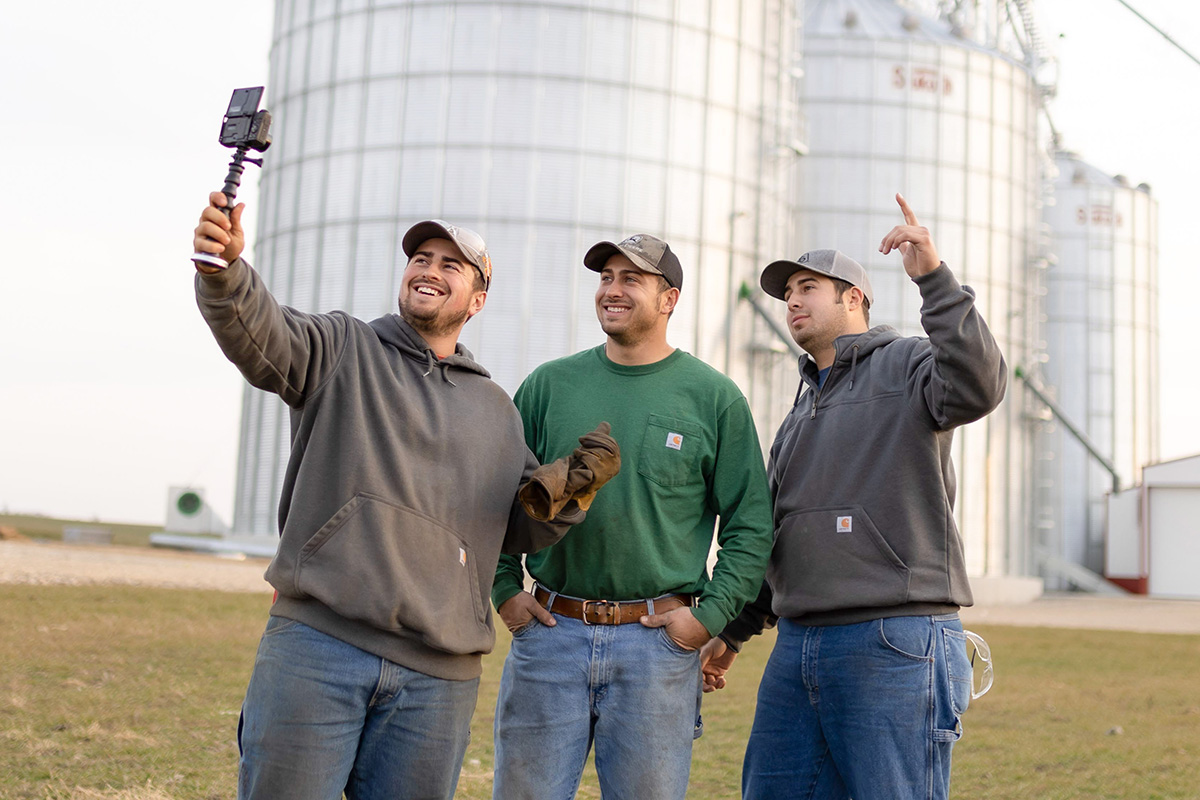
1014, 365, 1122, 494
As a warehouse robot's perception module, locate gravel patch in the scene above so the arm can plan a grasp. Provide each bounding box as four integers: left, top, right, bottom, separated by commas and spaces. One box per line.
0, 540, 271, 593
961, 592, 1200, 635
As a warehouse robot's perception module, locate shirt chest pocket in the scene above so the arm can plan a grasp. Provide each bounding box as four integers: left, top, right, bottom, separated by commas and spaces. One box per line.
637, 414, 705, 487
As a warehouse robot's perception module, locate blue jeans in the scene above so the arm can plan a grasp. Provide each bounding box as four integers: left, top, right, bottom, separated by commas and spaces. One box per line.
492, 613, 703, 800
237, 617, 479, 800
743, 615, 973, 800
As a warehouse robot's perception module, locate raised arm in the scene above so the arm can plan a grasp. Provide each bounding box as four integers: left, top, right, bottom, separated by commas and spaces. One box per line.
880, 193, 1007, 428
192, 192, 349, 407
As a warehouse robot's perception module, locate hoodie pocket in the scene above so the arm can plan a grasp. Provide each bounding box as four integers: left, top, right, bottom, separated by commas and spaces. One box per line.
292, 493, 491, 655
768, 506, 910, 615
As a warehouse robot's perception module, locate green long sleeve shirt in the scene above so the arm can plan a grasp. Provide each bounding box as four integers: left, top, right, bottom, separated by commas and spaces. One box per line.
492, 346, 774, 636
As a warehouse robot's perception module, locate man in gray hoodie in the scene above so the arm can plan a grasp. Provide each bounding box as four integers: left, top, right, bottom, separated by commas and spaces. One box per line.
701, 194, 1007, 800
192, 192, 593, 800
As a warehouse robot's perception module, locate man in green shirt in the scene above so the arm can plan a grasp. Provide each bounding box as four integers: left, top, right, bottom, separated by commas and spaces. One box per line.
491, 234, 774, 799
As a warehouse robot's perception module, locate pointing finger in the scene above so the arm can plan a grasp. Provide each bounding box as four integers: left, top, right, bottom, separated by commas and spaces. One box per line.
896, 192, 919, 226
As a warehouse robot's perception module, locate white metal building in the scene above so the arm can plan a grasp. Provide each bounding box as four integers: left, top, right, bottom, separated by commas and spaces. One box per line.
231, 0, 802, 538
1042, 150, 1159, 579
1107, 455, 1200, 599
796, 0, 1045, 582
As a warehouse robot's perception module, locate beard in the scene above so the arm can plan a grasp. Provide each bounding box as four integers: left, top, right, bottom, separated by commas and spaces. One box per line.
600, 316, 656, 347
596, 297, 663, 347
398, 294, 470, 340
789, 303, 849, 355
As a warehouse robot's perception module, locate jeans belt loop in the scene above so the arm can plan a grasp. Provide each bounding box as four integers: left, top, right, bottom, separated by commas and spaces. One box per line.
536, 582, 559, 614
646, 598, 656, 616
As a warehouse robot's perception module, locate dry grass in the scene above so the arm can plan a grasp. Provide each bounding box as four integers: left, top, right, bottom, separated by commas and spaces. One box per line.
949, 626, 1200, 799
0, 585, 259, 799
2, 584, 1197, 798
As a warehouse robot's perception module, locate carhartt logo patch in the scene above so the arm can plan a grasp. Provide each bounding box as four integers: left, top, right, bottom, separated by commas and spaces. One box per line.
665, 432, 683, 450
836, 516, 852, 533
459, 547, 467, 566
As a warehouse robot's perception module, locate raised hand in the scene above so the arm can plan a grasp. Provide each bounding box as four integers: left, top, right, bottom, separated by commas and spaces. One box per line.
193, 191, 246, 271
878, 193, 940, 278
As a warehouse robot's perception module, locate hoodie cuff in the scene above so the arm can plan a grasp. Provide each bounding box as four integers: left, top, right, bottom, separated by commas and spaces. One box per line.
717, 632, 743, 654
912, 261, 958, 293
195, 257, 251, 301
718, 613, 765, 653
550, 499, 586, 526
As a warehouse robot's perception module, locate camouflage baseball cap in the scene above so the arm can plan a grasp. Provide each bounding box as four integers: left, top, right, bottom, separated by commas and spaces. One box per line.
583, 234, 683, 291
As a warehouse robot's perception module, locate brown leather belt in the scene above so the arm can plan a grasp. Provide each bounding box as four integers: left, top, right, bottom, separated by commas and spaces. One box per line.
533, 583, 694, 625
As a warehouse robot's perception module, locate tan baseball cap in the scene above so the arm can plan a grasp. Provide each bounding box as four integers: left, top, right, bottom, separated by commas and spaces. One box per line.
402, 220, 492, 290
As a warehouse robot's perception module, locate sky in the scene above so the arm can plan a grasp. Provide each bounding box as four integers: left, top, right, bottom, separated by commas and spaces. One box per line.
1, 0, 1197, 527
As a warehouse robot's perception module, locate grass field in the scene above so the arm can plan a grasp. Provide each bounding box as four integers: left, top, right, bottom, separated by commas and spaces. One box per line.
2, 584, 1197, 799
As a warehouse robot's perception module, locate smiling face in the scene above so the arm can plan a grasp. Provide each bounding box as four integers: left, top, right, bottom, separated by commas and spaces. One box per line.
398, 238, 487, 340
594, 254, 677, 347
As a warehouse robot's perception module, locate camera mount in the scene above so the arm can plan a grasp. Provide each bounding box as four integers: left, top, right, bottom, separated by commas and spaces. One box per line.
191, 87, 272, 270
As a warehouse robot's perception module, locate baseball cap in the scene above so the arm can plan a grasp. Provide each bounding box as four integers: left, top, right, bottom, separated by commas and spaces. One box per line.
759, 249, 874, 304
583, 234, 683, 291
402, 220, 492, 290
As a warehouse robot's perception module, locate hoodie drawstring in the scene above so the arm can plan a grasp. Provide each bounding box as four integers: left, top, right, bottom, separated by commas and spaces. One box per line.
848, 344, 860, 390
421, 350, 458, 386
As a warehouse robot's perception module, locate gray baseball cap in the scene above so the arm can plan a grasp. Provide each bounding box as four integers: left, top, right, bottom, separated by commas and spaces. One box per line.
402, 220, 492, 290
584, 234, 683, 291
760, 249, 874, 304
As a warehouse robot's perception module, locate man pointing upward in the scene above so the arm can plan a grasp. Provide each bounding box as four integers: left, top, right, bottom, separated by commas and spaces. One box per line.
705, 194, 1007, 800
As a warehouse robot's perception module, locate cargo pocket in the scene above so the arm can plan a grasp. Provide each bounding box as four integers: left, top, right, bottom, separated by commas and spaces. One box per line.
637, 415, 705, 487
293, 493, 491, 655
767, 506, 910, 615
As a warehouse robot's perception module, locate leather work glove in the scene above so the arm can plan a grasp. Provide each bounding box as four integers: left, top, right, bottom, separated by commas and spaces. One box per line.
519, 422, 621, 521
567, 422, 621, 511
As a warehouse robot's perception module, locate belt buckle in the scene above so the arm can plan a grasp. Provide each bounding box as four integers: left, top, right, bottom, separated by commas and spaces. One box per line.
581, 599, 618, 625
